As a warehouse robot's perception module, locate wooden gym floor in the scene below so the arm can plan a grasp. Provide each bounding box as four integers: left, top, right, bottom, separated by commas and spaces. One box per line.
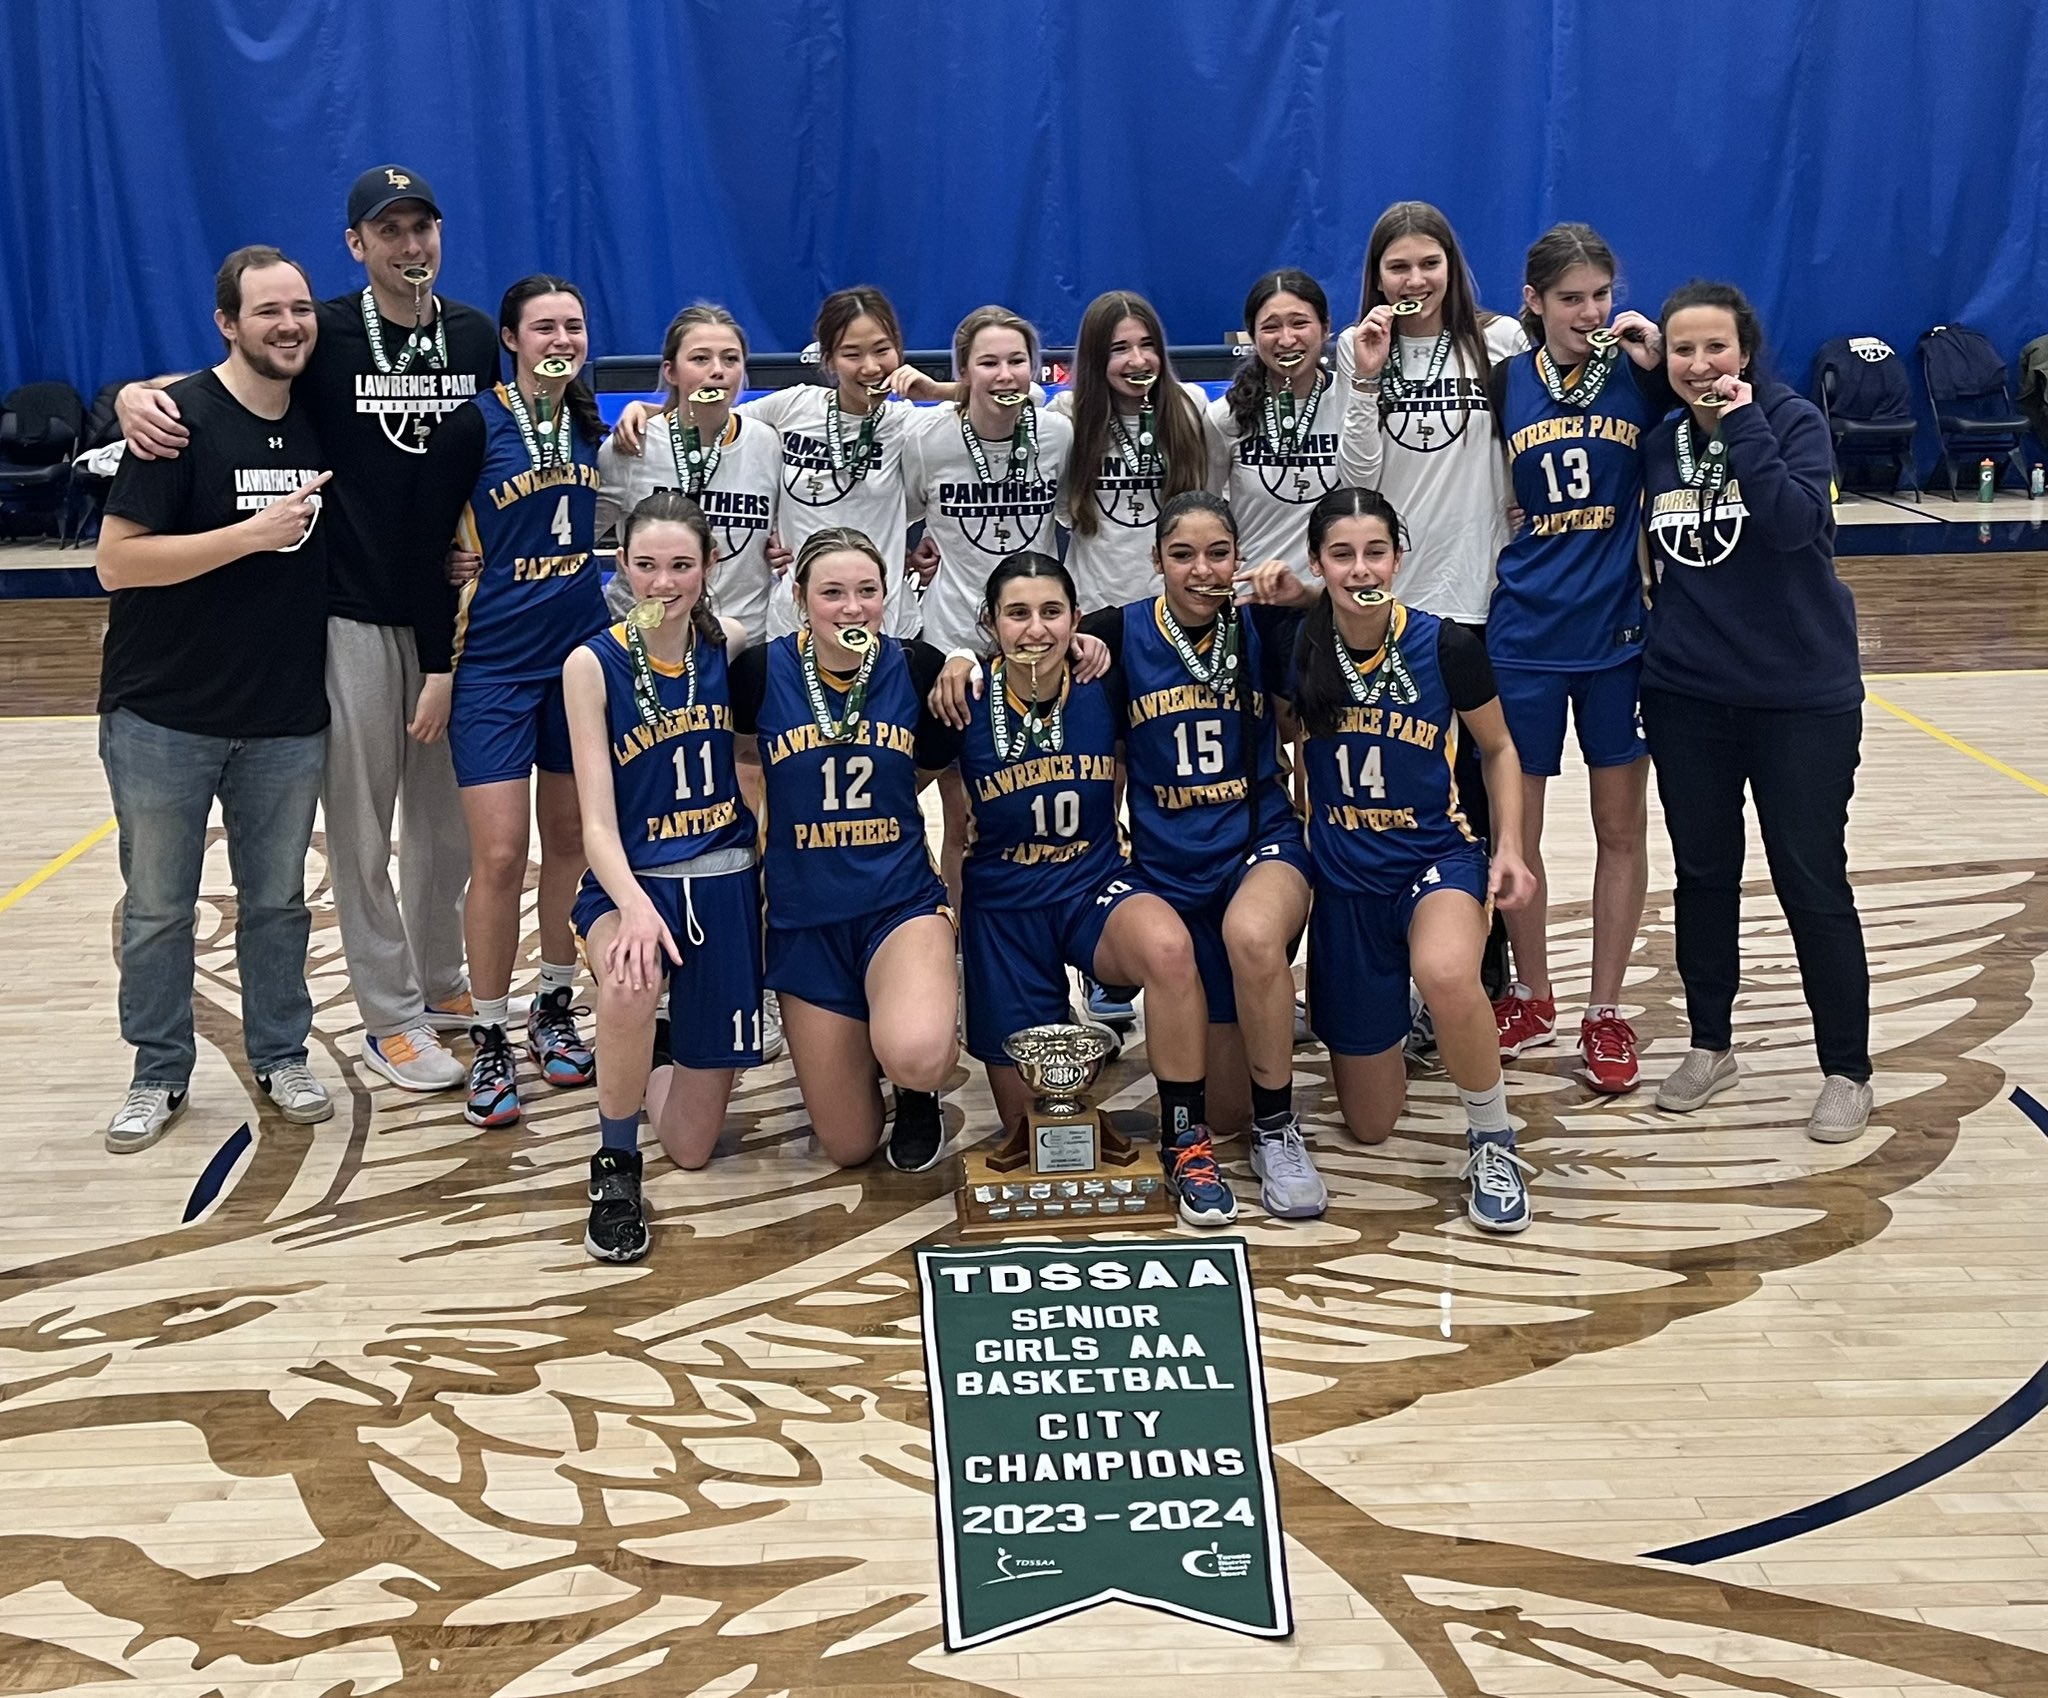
6, 555, 2048, 1696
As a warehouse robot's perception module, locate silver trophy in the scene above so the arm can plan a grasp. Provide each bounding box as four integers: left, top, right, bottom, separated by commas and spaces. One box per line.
991, 1022, 1125, 1175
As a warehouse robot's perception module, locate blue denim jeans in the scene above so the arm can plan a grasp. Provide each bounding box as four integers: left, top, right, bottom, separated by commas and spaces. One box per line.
99, 708, 326, 1089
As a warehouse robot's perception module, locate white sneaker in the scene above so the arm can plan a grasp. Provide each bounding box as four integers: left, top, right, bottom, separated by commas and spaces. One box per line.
1655, 1047, 1738, 1113
1250, 1118, 1329, 1219
107, 1086, 187, 1154
759, 990, 786, 1063
361, 1024, 466, 1092
259, 1063, 334, 1124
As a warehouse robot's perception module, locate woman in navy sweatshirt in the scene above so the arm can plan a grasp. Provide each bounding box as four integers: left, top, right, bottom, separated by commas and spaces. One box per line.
1638, 281, 1871, 1141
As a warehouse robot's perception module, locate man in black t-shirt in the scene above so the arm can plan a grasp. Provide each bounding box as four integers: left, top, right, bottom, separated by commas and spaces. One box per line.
98, 246, 336, 1153
119, 166, 498, 1096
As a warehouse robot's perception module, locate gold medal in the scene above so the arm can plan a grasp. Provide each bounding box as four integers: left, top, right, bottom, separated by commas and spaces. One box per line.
835, 624, 874, 653
1391, 298, 1425, 317
864, 381, 892, 398
535, 355, 574, 379
626, 598, 667, 631
1350, 587, 1393, 607
688, 386, 725, 405
991, 390, 1027, 407
1191, 583, 1234, 600
1695, 390, 1730, 409
1126, 369, 1158, 389
1274, 351, 1307, 369
400, 264, 433, 286
1586, 327, 1620, 349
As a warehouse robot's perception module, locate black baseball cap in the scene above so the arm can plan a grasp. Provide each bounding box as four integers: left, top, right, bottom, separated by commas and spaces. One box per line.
347, 165, 441, 226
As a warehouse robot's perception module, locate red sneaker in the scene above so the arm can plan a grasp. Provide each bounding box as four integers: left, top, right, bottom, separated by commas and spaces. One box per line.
1494, 991, 1557, 1059
1578, 1011, 1641, 1094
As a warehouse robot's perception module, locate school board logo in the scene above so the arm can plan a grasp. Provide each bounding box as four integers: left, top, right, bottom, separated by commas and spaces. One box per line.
984, 1547, 1063, 1585
1182, 1542, 1255, 1578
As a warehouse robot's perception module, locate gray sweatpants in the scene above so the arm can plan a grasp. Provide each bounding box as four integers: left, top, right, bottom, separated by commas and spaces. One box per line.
323, 616, 470, 1038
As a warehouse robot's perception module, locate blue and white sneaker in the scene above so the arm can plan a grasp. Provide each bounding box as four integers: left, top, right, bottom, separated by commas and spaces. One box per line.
1084, 978, 1138, 1029
1165, 1125, 1238, 1227
1404, 983, 1438, 1066
1462, 1132, 1535, 1234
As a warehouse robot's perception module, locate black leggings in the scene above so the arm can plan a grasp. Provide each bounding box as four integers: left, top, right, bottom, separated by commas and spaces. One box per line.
1450, 622, 1508, 996
1640, 687, 1870, 1080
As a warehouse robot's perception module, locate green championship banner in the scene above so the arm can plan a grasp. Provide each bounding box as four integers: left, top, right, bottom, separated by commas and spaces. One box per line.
917, 1239, 1291, 1650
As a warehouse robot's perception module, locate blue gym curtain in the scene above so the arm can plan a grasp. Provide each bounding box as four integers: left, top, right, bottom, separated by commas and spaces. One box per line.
4, 0, 2047, 398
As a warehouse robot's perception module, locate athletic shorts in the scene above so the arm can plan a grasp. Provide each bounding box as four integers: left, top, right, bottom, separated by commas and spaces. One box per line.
572, 863, 764, 1068
1308, 843, 1490, 1057
449, 672, 574, 788
1161, 829, 1311, 1025
962, 871, 1155, 1065
1492, 656, 1646, 779
765, 874, 954, 1024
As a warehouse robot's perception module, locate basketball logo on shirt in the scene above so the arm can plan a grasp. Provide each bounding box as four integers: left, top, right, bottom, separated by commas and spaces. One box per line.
1092, 454, 1160, 530
1238, 434, 1338, 506
1383, 377, 1489, 454
1648, 483, 1748, 570
355, 372, 481, 455
781, 430, 868, 509
696, 488, 773, 562
940, 478, 1058, 555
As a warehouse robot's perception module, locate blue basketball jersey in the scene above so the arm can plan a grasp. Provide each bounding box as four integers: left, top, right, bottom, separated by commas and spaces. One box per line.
1118, 598, 1298, 900
960, 672, 1126, 910
1298, 605, 1478, 895
756, 632, 937, 925
1490, 353, 1655, 670
584, 625, 756, 872
454, 387, 607, 681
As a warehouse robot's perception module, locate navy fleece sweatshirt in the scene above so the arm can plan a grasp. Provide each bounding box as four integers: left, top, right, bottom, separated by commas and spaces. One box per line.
1641, 382, 1862, 712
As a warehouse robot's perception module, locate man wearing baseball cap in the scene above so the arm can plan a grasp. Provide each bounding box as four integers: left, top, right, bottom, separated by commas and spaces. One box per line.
118, 166, 499, 1094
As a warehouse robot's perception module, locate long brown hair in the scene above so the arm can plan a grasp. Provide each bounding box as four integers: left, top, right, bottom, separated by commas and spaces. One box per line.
1358, 201, 1497, 397
660, 303, 749, 410
498, 274, 605, 447
1292, 487, 1409, 739
1065, 291, 1206, 538
618, 490, 725, 648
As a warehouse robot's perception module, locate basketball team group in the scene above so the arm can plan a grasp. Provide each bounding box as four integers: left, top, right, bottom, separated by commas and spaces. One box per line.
93, 163, 1869, 1261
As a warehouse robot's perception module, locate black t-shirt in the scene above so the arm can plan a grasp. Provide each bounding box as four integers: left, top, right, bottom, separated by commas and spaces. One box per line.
100, 370, 331, 738
728, 637, 963, 771
298, 292, 498, 650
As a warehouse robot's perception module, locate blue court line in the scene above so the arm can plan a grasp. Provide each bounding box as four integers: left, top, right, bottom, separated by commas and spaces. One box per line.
182, 1123, 252, 1223
2010, 1086, 2048, 1139
1645, 1354, 2048, 1564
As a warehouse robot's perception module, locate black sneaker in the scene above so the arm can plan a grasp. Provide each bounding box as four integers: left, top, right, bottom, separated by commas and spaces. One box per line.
585, 1149, 650, 1262
651, 1014, 673, 1071
886, 1088, 946, 1173
465, 1024, 521, 1128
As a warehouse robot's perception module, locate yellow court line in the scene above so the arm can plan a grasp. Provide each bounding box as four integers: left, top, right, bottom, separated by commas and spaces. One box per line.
0, 816, 117, 919
1867, 691, 2048, 800
1865, 667, 2048, 681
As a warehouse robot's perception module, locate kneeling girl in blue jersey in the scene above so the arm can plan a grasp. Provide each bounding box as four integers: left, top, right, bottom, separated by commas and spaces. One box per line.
562, 492, 761, 1261
953, 555, 1231, 1227
1281, 488, 1538, 1232
730, 528, 963, 1173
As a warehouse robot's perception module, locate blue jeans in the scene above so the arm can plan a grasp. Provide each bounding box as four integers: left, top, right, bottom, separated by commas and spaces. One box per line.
99, 708, 327, 1090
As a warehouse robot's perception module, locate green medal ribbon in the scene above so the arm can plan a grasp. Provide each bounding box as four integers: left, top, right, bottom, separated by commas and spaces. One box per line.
800, 627, 878, 743
1111, 405, 1161, 479
1535, 344, 1618, 410
360, 285, 448, 377
1159, 598, 1239, 700
1261, 370, 1328, 455
988, 660, 1067, 760
1381, 330, 1453, 401
669, 413, 722, 497
825, 392, 883, 480
960, 403, 1039, 487
501, 382, 565, 472
1335, 613, 1419, 707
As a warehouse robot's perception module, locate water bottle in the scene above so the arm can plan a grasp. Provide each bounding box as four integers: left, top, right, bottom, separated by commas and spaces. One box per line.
1979, 458, 1997, 502
2031, 464, 2044, 500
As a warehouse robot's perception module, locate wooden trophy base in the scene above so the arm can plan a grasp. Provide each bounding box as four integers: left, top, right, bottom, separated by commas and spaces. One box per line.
955, 1135, 1176, 1238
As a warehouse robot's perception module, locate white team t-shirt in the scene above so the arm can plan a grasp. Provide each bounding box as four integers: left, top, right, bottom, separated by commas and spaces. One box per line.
902, 402, 1074, 653
598, 410, 783, 640
1053, 381, 1209, 611
1203, 372, 1345, 583
739, 384, 922, 639
1335, 314, 1529, 624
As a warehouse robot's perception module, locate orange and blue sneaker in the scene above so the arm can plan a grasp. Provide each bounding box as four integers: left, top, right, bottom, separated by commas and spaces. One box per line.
1165, 1125, 1237, 1227
526, 985, 595, 1088
465, 1023, 521, 1128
